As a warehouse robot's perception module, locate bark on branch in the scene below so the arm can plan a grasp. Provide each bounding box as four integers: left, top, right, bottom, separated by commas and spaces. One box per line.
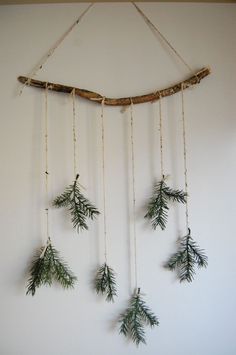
18, 67, 210, 106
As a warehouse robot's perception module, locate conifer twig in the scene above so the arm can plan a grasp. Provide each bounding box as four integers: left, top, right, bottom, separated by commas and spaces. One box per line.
145, 176, 186, 230
166, 228, 208, 282
26, 240, 77, 295
53, 174, 100, 233
94, 263, 117, 302
119, 289, 159, 346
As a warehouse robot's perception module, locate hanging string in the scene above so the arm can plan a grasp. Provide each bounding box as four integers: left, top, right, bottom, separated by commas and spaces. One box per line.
41, 84, 50, 257
19, 3, 94, 95
71, 88, 78, 178
158, 94, 164, 178
44, 84, 49, 204
130, 99, 138, 290
101, 98, 108, 263
181, 83, 189, 232
132, 2, 193, 74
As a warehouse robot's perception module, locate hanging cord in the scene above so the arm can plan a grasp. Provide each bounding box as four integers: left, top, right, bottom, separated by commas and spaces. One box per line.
181, 84, 189, 232
101, 98, 108, 263
71, 89, 86, 190
132, 2, 193, 74
158, 93, 164, 178
40, 84, 51, 257
130, 99, 138, 290
19, 3, 93, 95
71, 88, 78, 179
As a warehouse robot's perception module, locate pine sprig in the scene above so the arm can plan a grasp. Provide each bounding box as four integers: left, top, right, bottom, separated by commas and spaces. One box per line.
26, 240, 77, 295
119, 289, 159, 346
53, 174, 100, 233
145, 176, 187, 230
94, 263, 117, 302
166, 228, 208, 282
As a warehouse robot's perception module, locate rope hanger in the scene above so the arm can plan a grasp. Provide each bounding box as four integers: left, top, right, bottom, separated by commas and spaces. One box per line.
18, 3, 210, 106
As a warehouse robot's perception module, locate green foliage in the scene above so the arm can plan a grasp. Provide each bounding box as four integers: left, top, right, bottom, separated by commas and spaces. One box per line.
26, 239, 77, 296
119, 289, 159, 346
53, 174, 100, 233
145, 177, 186, 230
94, 263, 117, 302
166, 228, 208, 282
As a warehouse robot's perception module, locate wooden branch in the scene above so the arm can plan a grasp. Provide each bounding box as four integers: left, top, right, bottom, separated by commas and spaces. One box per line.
18, 67, 210, 106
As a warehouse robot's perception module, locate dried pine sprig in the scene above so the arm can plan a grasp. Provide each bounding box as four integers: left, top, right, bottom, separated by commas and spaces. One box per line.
119, 289, 159, 346
166, 228, 208, 282
26, 239, 77, 296
145, 176, 186, 230
53, 174, 100, 233
94, 263, 117, 302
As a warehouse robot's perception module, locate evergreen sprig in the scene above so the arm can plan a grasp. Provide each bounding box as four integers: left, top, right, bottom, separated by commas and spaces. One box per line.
166, 228, 208, 282
119, 289, 159, 346
145, 176, 186, 230
26, 240, 77, 295
94, 263, 117, 302
53, 174, 100, 233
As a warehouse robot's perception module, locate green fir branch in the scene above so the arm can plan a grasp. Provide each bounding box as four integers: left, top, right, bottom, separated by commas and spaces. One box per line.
163, 185, 187, 203
145, 177, 186, 230
53, 174, 100, 233
26, 240, 77, 296
119, 289, 159, 346
166, 228, 208, 282
94, 263, 117, 302
144, 179, 169, 230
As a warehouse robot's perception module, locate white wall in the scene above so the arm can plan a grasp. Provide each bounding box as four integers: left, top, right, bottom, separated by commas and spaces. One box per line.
0, 3, 236, 355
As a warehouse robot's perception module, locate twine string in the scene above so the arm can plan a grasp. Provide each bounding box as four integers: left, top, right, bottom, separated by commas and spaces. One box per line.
101, 97, 108, 263
71, 88, 78, 178
130, 99, 138, 290
181, 84, 189, 231
132, 2, 193, 74
19, 3, 94, 95
158, 93, 164, 177
44, 84, 50, 245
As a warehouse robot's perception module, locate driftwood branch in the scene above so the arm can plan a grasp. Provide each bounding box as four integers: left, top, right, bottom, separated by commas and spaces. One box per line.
18, 67, 210, 106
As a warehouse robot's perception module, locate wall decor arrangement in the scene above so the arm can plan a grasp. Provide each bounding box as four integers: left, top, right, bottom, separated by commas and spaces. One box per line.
19, 2, 209, 346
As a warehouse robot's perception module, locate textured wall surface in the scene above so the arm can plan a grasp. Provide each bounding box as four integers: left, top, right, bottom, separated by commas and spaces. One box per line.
0, 3, 236, 354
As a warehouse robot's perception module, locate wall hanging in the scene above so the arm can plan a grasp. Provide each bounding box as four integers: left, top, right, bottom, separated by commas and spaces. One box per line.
19, 2, 210, 345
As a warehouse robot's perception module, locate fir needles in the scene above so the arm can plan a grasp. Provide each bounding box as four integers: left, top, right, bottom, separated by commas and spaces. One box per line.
119, 289, 159, 346
166, 228, 208, 282
145, 176, 186, 230
26, 239, 77, 296
94, 263, 117, 302
53, 174, 100, 233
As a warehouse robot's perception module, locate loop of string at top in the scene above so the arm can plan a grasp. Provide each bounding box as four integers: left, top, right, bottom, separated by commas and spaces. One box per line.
44, 84, 50, 245
181, 84, 189, 231
101, 98, 108, 263
19, 3, 94, 95
130, 99, 138, 290
132, 2, 193, 74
